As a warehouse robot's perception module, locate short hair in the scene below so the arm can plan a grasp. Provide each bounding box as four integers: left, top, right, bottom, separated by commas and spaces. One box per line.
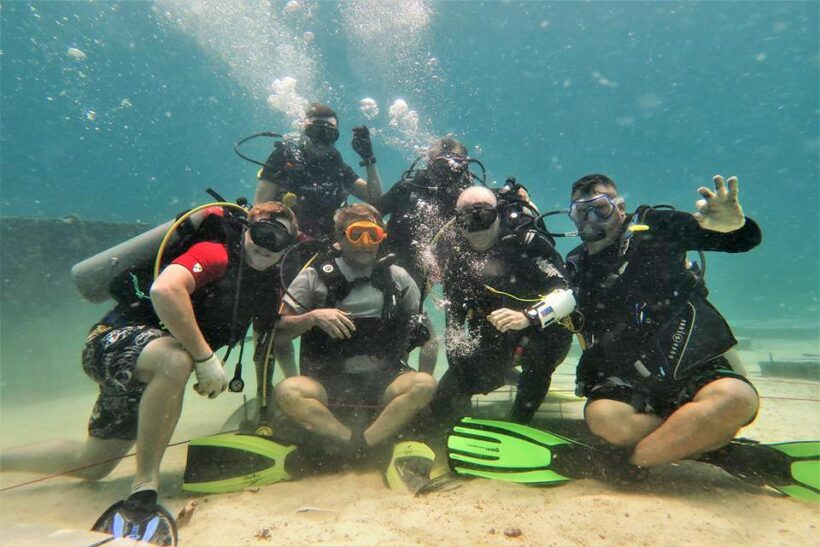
305, 102, 337, 122
571, 174, 618, 197
333, 203, 384, 235
248, 201, 298, 235
427, 137, 468, 159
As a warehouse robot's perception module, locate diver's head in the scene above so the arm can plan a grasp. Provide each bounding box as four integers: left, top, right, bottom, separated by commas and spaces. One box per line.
302, 102, 339, 158
426, 137, 471, 197
334, 203, 387, 268
455, 186, 500, 252
243, 201, 298, 271
569, 174, 626, 248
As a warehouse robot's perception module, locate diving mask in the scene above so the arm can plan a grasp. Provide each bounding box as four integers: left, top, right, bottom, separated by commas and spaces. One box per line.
304, 120, 339, 145
456, 203, 498, 232
249, 219, 294, 252
568, 194, 624, 223
344, 220, 388, 246
429, 155, 468, 179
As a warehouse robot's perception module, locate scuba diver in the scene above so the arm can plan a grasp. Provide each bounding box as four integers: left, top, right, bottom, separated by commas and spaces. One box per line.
252, 102, 383, 382
376, 137, 482, 374
430, 186, 574, 425
254, 102, 383, 239
566, 173, 761, 470
274, 203, 437, 465
1, 201, 299, 546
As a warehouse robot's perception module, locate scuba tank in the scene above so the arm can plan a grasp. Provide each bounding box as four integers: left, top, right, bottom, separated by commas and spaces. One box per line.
71, 209, 213, 303
71, 193, 249, 303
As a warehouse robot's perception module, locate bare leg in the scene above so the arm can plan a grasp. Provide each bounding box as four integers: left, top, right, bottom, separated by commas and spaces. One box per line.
129, 337, 192, 493
417, 315, 439, 375
629, 378, 758, 467
585, 399, 663, 446
364, 372, 437, 446
1, 437, 134, 480
275, 376, 351, 442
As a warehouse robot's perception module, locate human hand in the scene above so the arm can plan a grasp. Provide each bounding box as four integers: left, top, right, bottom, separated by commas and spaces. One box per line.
488, 308, 530, 333
310, 308, 356, 339
693, 175, 746, 233
193, 353, 228, 399
351, 125, 374, 161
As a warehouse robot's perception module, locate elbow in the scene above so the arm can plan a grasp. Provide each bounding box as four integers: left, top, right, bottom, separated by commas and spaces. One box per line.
149, 279, 180, 304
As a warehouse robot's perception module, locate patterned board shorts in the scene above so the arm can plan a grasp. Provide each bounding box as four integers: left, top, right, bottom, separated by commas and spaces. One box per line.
82, 323, 168, 440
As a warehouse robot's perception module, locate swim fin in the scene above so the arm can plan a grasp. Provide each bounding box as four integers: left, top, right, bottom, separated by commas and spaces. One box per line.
447, 417, 596, 485
183, 433, 297, 494
384, 440, 436, 495
697, 438, 820, 502
91, 493, 177, 546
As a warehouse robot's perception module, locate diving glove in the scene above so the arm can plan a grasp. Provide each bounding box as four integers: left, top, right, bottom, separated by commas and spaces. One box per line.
352, 125, 375, 165
193, 353, 228, 399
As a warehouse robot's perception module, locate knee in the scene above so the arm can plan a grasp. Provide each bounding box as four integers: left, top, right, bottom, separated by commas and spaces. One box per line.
275, 377, 318, 408
408, 373, 437, 405
155, 350, 193, 389
707, 380, 759, 425
585, 406, 639, 446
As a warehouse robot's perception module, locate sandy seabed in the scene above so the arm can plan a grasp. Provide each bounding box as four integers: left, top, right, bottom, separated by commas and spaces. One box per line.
1, 337, 818, 546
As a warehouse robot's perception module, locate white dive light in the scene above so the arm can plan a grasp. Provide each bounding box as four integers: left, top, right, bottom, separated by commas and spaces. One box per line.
526, 289, 576, 329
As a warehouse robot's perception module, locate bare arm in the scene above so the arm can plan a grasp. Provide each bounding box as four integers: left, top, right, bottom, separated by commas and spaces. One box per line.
149, 264, 212, 360
349, 165, 383, 204
255, 178, 281, 205
277, 302, 357, 341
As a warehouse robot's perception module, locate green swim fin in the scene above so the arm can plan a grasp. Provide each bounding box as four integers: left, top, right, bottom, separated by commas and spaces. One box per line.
384, 440, 436, 495
447, 417, 596, 485
698, 438, 820, 502
183, 433, 297, 494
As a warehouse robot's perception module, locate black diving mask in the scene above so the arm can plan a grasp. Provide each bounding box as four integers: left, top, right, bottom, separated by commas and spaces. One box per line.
304, 120, 339, 145
429, 155, 468, 178
456, 203, 498, 232
249, 219, 294, 252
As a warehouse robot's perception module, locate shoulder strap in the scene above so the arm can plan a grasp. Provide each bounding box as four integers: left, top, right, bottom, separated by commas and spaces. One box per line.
314, 258, 351, 309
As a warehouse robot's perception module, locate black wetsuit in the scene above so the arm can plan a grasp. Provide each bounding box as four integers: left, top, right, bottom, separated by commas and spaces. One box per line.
433, 224, 573, 424
259, 140, 359, 239
568, 207, 762, 416
377, 169, 470, 291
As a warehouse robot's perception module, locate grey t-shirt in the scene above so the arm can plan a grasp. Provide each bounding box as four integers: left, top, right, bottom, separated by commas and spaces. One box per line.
283, 257, 420, 373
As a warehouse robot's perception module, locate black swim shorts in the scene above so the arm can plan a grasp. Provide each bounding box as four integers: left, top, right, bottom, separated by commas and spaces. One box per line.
312, 364, 412, 409
82, 323, 168, 440
584, 355, 757, 419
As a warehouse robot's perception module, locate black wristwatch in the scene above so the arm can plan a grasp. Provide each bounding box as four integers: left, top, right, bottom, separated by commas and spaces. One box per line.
359, 156, 377, 167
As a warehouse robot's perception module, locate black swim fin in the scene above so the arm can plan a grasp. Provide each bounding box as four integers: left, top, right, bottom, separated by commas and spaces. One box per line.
697, 438, 820, 502
447, 417, 600, 485
91, 492, 178, 546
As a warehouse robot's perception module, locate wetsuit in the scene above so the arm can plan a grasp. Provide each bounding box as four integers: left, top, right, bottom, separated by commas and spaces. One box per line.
377, 169, 471, 291
568, 207, 762, 417
83, 211, 282, 439
283, 256, 421, 408
433, 223, 573, 424
259, 139, 359, 239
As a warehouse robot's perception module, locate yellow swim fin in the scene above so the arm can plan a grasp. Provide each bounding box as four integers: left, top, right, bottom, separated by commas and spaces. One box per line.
384, 441, 436, 496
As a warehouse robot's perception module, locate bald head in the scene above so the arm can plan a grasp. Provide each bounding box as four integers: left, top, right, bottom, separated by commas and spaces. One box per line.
456, 186, 496, 211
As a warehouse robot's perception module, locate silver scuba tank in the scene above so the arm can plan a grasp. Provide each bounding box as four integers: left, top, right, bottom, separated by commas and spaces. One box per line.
70, 210, 211, 303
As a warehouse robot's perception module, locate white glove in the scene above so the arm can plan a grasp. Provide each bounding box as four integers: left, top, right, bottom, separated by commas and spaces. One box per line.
193, 353, 228, 399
